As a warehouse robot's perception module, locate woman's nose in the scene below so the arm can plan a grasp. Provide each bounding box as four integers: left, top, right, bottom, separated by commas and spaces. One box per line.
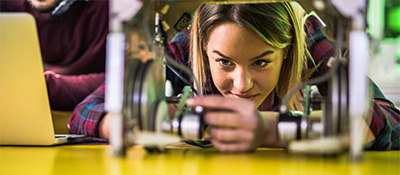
233, 68, 253, 93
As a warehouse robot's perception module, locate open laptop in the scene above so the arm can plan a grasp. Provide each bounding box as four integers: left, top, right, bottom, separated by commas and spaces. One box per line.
0, 13, 107, 145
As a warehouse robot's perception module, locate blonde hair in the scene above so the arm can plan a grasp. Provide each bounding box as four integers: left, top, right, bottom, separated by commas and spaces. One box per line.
190, 2, 307, 111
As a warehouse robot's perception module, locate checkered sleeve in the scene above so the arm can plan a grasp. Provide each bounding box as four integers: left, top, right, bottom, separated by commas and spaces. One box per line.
68, 82, 106, 137
366, 83, 400, 150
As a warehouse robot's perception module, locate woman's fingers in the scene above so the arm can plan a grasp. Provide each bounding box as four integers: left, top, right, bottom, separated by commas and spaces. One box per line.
186, 95, 266, 152
204, 111, 257, 130
211, 139, 254, 153
186, 96, 256, 115
209, 127, 254, 142
187, 95, 258, 129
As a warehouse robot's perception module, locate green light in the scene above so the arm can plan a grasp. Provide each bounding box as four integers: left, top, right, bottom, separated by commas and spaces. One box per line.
367, 0, 384, 38
388, 7, 400, 32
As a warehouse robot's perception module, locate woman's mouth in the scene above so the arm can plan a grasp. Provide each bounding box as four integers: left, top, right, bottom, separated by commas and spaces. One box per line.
230, 93, 258, 100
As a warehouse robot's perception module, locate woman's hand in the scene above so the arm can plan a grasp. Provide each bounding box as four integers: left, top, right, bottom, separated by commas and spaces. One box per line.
99, 113, 111, 139
186, 95, 267, 152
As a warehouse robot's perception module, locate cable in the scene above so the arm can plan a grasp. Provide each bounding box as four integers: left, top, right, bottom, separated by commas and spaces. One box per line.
164, 54, 200, 95
165, 63, 191, 86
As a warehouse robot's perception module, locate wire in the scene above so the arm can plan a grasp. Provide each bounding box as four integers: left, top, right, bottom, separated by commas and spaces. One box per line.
164, 54, 200, 95
165, 63, 191, 85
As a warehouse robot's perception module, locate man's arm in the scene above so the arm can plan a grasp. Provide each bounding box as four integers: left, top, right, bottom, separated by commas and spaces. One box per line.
45, 71, 105, 111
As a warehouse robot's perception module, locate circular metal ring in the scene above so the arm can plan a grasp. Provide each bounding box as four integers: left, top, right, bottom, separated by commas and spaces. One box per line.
123, 59, 142, 133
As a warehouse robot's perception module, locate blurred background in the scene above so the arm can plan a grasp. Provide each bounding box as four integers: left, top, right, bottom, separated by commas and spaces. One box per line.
367, 0, 400, 107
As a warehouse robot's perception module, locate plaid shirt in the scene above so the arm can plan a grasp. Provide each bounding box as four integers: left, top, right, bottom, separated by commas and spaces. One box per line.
69, 15, 400, 150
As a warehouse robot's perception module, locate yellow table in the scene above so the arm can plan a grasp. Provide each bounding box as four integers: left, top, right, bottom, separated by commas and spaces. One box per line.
1, 144, 399, 175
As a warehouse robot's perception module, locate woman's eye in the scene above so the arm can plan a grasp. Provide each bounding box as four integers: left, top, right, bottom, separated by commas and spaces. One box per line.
252, 60, 270, 68
216, 59, 233, 66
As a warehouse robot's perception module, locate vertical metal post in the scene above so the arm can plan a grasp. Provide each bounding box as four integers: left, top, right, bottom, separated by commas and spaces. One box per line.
349, 14, 369, 160
331, 0, 369, 160
106, 0, 143, 156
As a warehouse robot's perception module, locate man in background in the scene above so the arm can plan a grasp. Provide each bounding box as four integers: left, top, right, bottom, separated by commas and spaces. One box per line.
0, 0, 108, 110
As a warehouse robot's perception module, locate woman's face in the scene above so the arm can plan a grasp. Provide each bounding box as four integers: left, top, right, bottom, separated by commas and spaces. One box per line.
206, 22, 285, 107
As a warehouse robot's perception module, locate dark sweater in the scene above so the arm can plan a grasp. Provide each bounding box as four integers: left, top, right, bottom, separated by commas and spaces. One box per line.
0, 0, 108, 75
0, 0, 108, 110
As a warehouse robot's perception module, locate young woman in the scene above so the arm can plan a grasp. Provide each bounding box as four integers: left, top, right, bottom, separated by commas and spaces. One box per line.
69, 2, 400, 152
